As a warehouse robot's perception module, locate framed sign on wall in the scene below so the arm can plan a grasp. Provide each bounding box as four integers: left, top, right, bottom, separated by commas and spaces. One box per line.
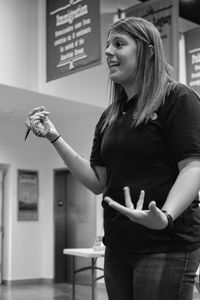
18, 170, 39, 221
46, 0, 101, 81
185, 27, 200, 95
124, 0, 179, 80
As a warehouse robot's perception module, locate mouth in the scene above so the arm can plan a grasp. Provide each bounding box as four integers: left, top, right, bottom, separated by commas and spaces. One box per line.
108, 61, 120, 68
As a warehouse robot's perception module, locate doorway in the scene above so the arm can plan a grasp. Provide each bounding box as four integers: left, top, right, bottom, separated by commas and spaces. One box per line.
54, 169, 96, 284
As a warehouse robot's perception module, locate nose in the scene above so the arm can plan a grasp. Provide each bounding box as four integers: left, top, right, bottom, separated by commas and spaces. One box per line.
105, 44, 114, 57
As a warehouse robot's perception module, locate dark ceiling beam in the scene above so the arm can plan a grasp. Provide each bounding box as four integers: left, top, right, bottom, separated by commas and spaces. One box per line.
138, 0, 200, 24
179, 0, 200, 24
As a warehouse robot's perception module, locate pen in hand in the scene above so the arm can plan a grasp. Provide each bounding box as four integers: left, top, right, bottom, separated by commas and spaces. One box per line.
24, 127, 31, 141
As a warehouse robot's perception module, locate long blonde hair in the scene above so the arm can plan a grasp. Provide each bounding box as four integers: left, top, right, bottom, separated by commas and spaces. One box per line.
102, 16, 176, 131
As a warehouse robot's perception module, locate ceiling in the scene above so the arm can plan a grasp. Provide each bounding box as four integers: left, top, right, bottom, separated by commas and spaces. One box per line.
179, 0, 200, 25
0, 84, 103, 124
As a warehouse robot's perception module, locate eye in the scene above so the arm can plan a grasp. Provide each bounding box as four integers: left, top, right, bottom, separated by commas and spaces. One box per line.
105, 42, 110, 50
114, 40, 124, 48
105, 37, 126, 50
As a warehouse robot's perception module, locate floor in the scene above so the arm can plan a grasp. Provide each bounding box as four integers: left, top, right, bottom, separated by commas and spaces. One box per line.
0, 282, 107, 300
0, 282, 199, 300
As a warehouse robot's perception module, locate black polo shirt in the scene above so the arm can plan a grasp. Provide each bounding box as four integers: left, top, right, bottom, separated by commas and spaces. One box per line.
90, 83, 200, 252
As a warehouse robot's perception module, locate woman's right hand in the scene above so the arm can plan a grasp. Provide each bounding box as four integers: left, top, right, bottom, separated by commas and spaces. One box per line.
28, 106, 59, 141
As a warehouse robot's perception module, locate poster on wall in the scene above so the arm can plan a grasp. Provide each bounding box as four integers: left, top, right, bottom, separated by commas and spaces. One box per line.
124, 0, 179, 80
46, 0, 101, 81
185, 27, 200, 95
18, 170, 39, 221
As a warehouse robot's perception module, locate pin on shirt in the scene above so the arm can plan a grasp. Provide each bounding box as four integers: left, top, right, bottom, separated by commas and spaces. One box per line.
150, 112, 158, 120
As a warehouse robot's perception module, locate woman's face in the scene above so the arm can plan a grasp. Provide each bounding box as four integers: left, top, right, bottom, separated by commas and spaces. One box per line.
105, 31, 138, 87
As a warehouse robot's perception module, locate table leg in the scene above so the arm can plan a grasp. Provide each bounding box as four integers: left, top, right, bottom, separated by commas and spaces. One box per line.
91, 258, 96, 300
72, 256, 75, 300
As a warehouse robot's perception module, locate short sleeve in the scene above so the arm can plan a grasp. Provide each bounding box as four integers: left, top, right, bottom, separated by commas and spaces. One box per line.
162, 86, 200, 162
90, 111, 107, 167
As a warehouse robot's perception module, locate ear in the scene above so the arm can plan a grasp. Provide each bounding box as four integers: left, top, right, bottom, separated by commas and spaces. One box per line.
148, 45, 154, 58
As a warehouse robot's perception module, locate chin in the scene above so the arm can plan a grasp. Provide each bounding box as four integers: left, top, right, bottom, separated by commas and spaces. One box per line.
109, 74, 122, 84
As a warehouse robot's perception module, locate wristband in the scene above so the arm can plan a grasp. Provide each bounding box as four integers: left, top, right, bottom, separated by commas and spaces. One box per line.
161, 210, 174, 231
51, 134, 61, 144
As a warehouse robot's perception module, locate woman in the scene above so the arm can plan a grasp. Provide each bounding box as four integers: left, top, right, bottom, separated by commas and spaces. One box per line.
28, 17, 200, 300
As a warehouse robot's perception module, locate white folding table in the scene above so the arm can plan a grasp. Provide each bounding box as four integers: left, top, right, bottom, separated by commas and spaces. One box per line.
63, 248, 105, 300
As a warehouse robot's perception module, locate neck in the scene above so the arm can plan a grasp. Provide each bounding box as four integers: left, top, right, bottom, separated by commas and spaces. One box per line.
123, 84, 138, 101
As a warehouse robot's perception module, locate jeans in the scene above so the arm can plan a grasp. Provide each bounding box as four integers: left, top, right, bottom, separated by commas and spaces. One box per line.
104, 247, 200, 300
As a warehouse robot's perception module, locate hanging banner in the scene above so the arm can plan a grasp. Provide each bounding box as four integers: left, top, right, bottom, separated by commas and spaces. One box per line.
46, 0, 101, 81
185, 27, 200, 95
124, 0, 179, 80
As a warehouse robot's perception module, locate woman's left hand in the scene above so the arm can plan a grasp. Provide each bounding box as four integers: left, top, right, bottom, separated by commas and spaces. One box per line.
104, 186, 168, 230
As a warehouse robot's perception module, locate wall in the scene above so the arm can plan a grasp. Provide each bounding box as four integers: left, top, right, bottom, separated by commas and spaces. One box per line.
0, 118, 56, 281
0, 118, 46, 280
0, 0, 38, 91
0, 111, 101, 281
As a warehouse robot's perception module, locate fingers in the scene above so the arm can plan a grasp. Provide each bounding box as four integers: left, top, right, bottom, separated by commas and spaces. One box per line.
29, 106, 49, 117
104, 196, 114, 206
104, 196, 132, 216
105, 187, 145, 214
32, 112, 50, 119
124, 187, 145, 210
136, 190, 145, 210
124, 186, 134, 209
29, 106, 43, 116
148, 201, 158, 213
28, 106, 50, 124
